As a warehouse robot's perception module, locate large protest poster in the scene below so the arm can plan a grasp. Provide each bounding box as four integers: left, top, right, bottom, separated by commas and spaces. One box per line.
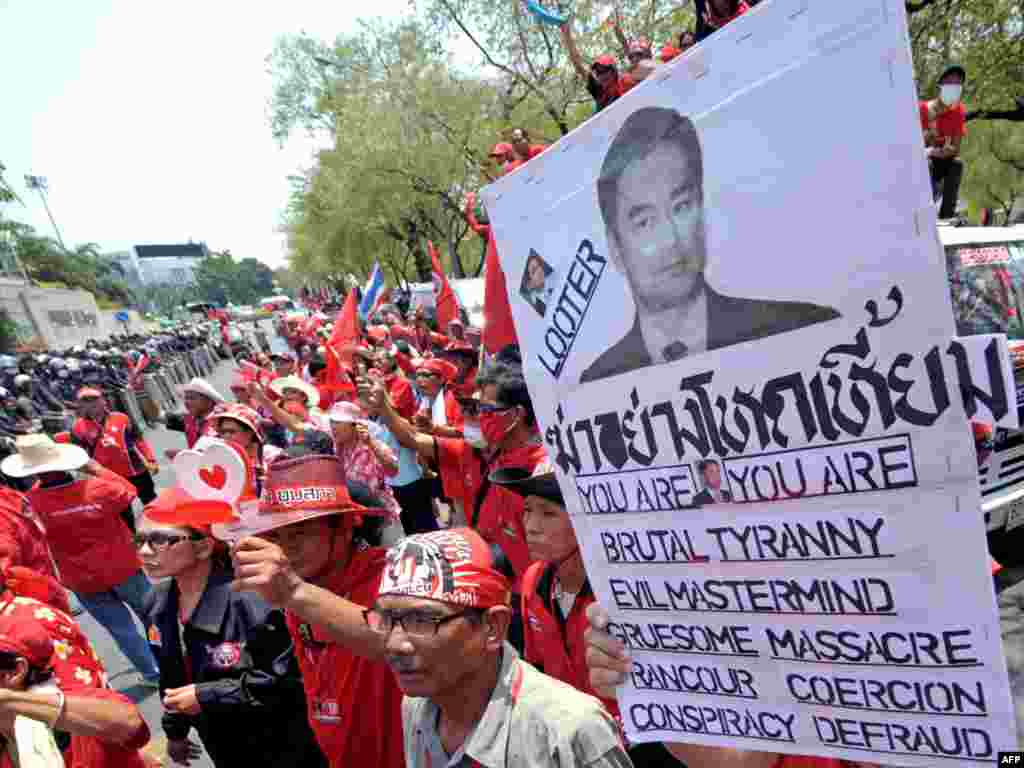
481, 0, 1018, 764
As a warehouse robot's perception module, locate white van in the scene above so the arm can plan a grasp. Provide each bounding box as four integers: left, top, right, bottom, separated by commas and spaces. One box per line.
940, 224, 1024, 561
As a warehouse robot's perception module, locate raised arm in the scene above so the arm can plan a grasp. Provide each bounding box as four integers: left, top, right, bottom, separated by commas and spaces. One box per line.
560, 22, 591, 81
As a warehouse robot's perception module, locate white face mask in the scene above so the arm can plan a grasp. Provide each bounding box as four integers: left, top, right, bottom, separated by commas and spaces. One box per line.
940, 84, 962, 106
463, 424, 487, 450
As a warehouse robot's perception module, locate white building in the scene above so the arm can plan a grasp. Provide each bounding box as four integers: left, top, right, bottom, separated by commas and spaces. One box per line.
128, 242, 209, 286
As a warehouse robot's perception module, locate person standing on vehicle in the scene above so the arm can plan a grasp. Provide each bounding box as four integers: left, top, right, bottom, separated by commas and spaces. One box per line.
1, 435, 161, 687
139, 488, 325, 768
921, 64, 968, 219
72, 387, 159, 514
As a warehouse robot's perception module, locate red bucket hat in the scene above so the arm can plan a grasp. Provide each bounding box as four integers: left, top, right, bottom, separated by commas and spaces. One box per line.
216, 404, 265, 444
227, 455, 386, 539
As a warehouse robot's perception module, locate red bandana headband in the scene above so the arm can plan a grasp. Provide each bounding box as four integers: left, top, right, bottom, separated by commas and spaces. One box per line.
379, 528, 511, 609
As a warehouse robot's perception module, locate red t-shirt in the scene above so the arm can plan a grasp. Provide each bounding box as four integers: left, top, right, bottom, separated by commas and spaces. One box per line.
919, 100, 967, 147
28, 475, 140, 595
521, 564, 616, 717
0, 488, 57, 581
435, 437, 547, 587
286, 548, 404, 768
0, 593, 149, 768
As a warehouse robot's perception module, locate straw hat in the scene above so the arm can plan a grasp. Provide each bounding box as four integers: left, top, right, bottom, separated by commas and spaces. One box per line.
269, 375, 319, 409
0, 434, 89, 478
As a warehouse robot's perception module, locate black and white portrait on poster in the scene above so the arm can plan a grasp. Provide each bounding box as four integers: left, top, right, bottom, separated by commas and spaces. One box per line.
582, 108, 840, 383
520, 249, 557, 318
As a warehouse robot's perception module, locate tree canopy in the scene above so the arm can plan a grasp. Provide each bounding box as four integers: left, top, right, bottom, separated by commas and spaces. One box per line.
271, 0, 1024, 287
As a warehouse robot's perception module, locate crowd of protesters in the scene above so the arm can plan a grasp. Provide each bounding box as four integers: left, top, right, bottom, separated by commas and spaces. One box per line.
0, 2, 980, 765
0, 279, 917, 768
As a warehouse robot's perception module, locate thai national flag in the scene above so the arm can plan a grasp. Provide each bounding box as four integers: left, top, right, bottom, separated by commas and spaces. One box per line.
359, 262, 386, 320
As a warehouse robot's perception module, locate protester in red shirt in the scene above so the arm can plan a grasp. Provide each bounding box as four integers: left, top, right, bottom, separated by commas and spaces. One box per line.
411, 359, 464, 437
441, 344, 478, 400
228, 452, 406, 768
562, 23, 627, 113
505, 128, 547, 173
164, 378, 225, 459
0, 596, 151, 768
0, 487, 57, 583
660, 30, 695, 63
73, 387, 159, 528
921, 64, 968, 219
622, 38, 656, 92
2, 435, 161, 686
487, 142, 515, 176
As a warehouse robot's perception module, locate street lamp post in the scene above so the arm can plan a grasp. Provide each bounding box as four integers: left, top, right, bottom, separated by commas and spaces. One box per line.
23, 174, 66, 251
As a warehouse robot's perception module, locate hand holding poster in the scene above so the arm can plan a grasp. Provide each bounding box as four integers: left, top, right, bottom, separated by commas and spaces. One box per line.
482, 0, 1018, 764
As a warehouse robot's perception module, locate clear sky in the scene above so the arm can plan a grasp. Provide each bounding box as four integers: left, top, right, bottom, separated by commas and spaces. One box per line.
0, 0, 414, 268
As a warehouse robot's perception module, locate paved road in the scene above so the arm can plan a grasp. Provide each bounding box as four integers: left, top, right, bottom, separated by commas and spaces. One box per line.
77, 321, 279, 767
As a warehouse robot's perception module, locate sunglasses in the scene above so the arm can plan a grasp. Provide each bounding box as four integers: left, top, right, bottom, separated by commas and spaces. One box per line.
133, 531, 204, 551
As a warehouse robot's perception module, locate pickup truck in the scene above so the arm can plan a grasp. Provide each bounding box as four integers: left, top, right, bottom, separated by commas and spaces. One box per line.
941, 224, 1024, 564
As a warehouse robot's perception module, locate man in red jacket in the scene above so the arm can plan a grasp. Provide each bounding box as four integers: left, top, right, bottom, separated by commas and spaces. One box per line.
1, 435, 160, 686
229, 452, 406, 768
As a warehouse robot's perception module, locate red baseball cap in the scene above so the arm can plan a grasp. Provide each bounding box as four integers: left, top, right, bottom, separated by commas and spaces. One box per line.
0, 613, 54, 668
593, 54, 617, 68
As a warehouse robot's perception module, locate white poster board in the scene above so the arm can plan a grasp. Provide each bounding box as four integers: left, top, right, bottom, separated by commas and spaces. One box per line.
481, 0, 1018, 764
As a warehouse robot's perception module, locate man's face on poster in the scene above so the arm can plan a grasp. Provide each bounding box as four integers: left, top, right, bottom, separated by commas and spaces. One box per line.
526, 258, 546, 291
702, 462, 721, 490
609, 140, 706, 314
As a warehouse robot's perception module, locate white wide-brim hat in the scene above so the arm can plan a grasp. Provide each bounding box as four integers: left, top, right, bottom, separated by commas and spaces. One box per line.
269, 375, 319, 408
1, 434, 89, 478
179, 378, 225, 403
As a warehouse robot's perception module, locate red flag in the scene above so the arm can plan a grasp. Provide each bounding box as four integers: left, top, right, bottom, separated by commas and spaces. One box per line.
328, 289, 360, 353
428, 241, 460, 331
483, 233, 518, 355
325, 289, 360, 388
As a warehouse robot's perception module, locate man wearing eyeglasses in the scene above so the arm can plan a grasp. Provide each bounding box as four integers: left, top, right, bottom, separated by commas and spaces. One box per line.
373, 527, 632, 768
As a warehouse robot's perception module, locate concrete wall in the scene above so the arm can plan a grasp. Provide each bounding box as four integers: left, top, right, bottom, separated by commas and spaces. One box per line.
0, 281, 146, 349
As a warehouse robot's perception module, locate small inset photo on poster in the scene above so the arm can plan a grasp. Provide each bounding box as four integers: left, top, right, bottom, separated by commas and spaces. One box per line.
694, 459, 732, 507
520, 249, 557, 318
